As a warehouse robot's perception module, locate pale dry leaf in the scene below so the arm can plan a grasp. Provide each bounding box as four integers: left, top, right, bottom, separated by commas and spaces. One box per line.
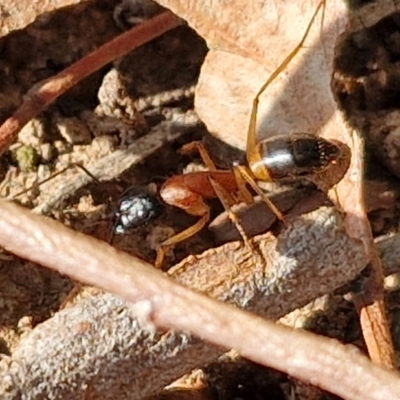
154, 0, 346, 148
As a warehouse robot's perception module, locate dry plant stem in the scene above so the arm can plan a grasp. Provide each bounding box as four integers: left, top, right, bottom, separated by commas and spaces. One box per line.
356, 237, 394, 365
354, 244, 396, 367
345, 130, 396, 368
0, 11, 182, 155
2, 201, 399, 399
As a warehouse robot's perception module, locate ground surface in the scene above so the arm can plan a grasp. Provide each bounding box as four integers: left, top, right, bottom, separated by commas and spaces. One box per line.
1, 1, 400, 399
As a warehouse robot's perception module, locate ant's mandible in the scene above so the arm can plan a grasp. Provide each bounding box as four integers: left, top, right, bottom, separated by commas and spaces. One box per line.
121, 2, 341, 268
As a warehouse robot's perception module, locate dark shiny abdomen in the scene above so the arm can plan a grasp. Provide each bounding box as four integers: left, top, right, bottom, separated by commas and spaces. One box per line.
258, 133, 340, 180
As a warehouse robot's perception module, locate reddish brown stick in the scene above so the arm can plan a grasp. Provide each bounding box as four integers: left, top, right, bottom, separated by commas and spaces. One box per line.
354, 244, 396, 368
0, 11, 182, 155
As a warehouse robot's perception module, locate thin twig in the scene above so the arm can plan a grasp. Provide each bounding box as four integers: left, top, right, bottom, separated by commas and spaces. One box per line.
0, 11, 182, 155
341, 128, 396, 367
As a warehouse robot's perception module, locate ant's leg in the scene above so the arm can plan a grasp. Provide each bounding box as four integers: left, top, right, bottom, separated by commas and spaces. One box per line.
208, 177, 254, 252
155, 210, 210, 269
234, 165, 286, 224
179, 141, 217, 171
246, 1, 326, 162
232, 166, 255, 204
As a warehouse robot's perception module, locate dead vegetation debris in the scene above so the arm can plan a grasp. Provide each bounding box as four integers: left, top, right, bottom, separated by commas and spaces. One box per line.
1, 0, 400, 399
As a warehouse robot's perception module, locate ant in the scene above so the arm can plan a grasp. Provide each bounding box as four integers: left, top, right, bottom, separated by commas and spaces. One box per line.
114, 1, 343, 269
9, 1, 341, 270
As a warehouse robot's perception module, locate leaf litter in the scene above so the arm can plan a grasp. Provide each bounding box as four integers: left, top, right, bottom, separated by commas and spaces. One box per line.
1, 0, 400, 398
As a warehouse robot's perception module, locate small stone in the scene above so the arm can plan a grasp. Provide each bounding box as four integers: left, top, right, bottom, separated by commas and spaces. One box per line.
53, 114, 92, 145
18, 118, 48, 146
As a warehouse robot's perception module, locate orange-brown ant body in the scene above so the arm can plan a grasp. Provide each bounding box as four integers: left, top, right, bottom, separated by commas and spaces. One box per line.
10, 2, 339, 269
154, 2, 341, 268
156, 135, 340, 267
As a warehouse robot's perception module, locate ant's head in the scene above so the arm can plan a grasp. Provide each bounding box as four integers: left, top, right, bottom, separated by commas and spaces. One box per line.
113, 187, 163, 235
